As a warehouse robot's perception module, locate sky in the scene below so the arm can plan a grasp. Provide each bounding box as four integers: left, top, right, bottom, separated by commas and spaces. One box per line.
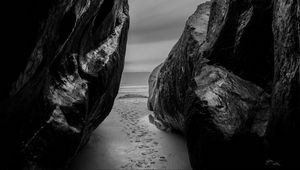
125, 0, 207, 72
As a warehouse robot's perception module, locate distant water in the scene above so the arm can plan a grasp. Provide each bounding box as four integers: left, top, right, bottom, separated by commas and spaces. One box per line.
119, 86, 148, 95
120, 72, 150, 86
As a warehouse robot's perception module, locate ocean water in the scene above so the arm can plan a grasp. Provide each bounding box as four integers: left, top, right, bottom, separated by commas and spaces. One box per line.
120, 72, 150, 86
119, 72, 150, 96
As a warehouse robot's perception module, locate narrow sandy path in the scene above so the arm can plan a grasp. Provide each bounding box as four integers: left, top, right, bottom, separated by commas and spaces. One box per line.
71, 89, 191, 170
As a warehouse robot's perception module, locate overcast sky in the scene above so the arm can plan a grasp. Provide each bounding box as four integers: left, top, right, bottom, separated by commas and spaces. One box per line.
125, 0, 207, 72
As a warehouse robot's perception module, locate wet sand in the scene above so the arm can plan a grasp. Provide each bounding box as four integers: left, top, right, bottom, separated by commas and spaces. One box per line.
71, 86, 191, 170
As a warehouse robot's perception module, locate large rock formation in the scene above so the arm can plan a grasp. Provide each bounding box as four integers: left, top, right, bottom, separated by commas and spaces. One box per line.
266, 0, 300, 168
0, 0, 129, 169
148, 1, 211, 132
148, 0, 299, 169
185, 65, 270, 169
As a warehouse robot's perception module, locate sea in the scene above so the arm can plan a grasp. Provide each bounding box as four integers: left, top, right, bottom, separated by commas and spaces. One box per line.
119, 72, 150, 95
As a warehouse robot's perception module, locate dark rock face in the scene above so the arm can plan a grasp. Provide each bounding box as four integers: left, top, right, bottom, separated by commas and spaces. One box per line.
0, 0, 129, 169
148, 0, 299, 169
147, 1, 211, 132
185, 65, 269, 169
266, 0, 300, 168
147, 63, 163, 112
203, 0, 274, 92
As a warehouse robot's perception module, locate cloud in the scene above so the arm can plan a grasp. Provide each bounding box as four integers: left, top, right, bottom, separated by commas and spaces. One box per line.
125, 0, 208, 72
124, 40, 176, 72
128, 0, 207, 44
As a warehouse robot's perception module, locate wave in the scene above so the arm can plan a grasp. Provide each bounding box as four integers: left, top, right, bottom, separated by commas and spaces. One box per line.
119, 85, 148, 93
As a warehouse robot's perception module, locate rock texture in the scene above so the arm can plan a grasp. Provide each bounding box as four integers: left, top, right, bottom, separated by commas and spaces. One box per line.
266, 0, 300, 168
0, 0, 129, 169
185, 65, 269, 169
148, 1, 211, 132
148, 0, 299, 169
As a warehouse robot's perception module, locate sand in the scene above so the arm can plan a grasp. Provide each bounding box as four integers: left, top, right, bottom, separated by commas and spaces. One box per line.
70, 86, 191, 170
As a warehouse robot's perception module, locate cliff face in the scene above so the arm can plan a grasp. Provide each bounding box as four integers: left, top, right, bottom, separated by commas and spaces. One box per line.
0, 0, 129, 169
148, 0, 299, 169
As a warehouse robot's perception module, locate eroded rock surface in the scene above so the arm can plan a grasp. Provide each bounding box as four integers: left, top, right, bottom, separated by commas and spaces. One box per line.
147, 1, 211, 132
266, 0, 300, 168
0, 0, 129, 169
185, 65, 269, 169
148, 0, 299, 169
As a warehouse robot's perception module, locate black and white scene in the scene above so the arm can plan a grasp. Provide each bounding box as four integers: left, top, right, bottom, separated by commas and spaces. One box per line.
0, 0, 299, 169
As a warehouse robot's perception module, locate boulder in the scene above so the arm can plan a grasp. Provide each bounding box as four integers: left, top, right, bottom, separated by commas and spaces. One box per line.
148, 0, 299, 169
185, 65, 269, 169
147, 1, 211, 132
0, 0, 129, 169
201, 0, 274, 92
147, 63, 163, 112
265, 0, 300, 168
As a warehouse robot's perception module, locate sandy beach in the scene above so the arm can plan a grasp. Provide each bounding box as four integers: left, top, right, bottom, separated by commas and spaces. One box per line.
70, 86, 191, 170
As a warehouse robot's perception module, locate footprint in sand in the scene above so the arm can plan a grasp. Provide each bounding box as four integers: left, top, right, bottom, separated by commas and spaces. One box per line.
117, 104, 169, 169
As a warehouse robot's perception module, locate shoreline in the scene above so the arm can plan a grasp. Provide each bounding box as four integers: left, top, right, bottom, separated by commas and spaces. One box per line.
70, 88, 191, 170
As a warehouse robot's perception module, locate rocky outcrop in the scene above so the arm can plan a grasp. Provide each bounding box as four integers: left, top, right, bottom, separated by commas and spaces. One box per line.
147, 1, 211, 132
201, 0, 274, 92
147, 63, 162, 112
148, 0, 299, 169
266, 0, 300, 168
0, 0, 129, 169
185, 65, 270, 169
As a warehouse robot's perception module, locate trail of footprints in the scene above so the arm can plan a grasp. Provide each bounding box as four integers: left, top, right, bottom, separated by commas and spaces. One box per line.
115, 101, 168, 169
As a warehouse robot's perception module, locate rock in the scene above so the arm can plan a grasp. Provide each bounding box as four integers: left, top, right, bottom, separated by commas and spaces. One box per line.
265, 0, 300, 168
185, 65, 270, 169
148, 0, 299, 169
204, 0, 300, 168
147, 1, 211, 132
0, 0, 129, 169
201, 0, 274, 92
147, 63, 163, 111
148, 112, 172, 132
